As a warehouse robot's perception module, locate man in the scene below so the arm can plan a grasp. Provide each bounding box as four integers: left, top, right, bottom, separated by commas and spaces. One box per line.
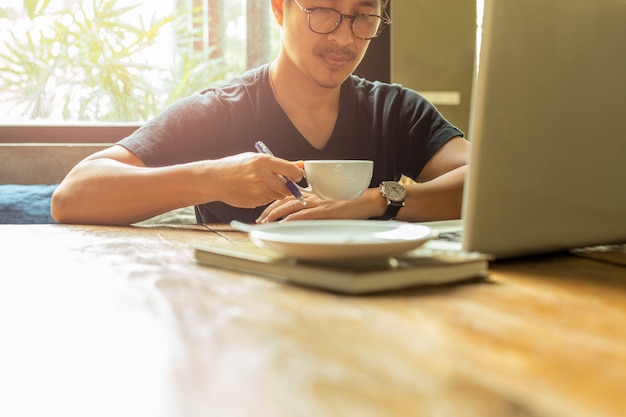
51, 0, 470, 225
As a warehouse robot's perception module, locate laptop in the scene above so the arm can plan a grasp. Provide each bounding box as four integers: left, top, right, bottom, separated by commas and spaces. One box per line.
426, 0, 626, 259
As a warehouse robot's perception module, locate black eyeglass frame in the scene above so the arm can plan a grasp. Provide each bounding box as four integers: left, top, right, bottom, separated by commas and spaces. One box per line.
292, 0, 392, 40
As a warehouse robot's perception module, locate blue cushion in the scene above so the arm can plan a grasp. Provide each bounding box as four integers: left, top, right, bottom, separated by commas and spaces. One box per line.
0, 184, 59, 224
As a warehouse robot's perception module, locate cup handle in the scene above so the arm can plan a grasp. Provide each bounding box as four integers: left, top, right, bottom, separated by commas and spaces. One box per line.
294, 183, 313, 193
294, 168, 312, 193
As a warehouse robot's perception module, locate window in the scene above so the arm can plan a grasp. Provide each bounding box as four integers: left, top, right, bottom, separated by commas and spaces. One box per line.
0, 0, 280, 124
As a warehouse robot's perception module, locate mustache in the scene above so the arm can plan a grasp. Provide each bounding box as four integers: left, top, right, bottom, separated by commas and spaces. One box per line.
314, 45, 356, 61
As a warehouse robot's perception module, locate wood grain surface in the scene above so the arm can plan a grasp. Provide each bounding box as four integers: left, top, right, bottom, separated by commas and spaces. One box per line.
1, 224, 624, 417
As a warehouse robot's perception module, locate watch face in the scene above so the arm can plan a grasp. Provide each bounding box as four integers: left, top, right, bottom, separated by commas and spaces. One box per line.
383, 182, 406, 202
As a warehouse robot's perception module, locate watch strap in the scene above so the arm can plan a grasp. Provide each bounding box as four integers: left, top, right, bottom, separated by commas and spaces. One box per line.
376, 200, 404, 220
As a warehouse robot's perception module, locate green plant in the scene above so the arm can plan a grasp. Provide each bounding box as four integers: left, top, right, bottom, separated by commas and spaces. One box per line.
0, 0, 279, 122
0, 0, 237, 121
2, 0, 159, 120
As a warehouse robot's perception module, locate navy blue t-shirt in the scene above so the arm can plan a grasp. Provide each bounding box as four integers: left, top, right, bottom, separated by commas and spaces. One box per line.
118, 64, 463, 223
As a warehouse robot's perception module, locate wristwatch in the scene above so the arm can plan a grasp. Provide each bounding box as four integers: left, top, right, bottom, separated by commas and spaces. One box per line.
376, 181, 406, 220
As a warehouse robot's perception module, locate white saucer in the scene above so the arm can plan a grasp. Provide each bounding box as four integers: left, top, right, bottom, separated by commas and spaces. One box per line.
236, 220, 438, 261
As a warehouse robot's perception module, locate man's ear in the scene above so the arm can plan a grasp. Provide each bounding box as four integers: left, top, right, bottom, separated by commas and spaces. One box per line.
270, 0, 285, 26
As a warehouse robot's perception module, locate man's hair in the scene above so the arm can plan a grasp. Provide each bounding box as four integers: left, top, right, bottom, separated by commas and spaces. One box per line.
287, 0, 391, 13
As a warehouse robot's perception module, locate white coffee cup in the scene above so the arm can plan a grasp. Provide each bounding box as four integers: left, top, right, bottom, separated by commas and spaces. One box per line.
296, 160, 374, 200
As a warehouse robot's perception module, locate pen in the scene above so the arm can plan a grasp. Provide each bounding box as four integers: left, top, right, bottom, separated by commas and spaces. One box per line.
254, 140, 307, 205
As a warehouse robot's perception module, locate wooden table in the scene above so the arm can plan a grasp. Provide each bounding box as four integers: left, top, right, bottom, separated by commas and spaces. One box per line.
1, 224, 625, 417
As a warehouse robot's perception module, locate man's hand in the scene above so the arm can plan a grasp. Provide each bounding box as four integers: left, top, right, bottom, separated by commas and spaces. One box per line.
256, 188, 384, 223
206, 152, 304, 208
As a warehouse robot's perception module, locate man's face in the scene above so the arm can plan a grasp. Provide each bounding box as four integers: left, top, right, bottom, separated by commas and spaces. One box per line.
280, 0, 383, 89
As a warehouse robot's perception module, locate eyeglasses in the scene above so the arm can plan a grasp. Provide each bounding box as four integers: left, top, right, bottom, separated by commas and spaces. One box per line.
292, 0, 392, 40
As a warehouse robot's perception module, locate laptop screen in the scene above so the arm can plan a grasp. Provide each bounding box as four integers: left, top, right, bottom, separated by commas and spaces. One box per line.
461, 0, 626, 258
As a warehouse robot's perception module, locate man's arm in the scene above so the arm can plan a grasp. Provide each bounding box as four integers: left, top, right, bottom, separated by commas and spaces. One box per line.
51, 145, 304, 225
256, 136, 470, 223
398, 135, 470, 221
